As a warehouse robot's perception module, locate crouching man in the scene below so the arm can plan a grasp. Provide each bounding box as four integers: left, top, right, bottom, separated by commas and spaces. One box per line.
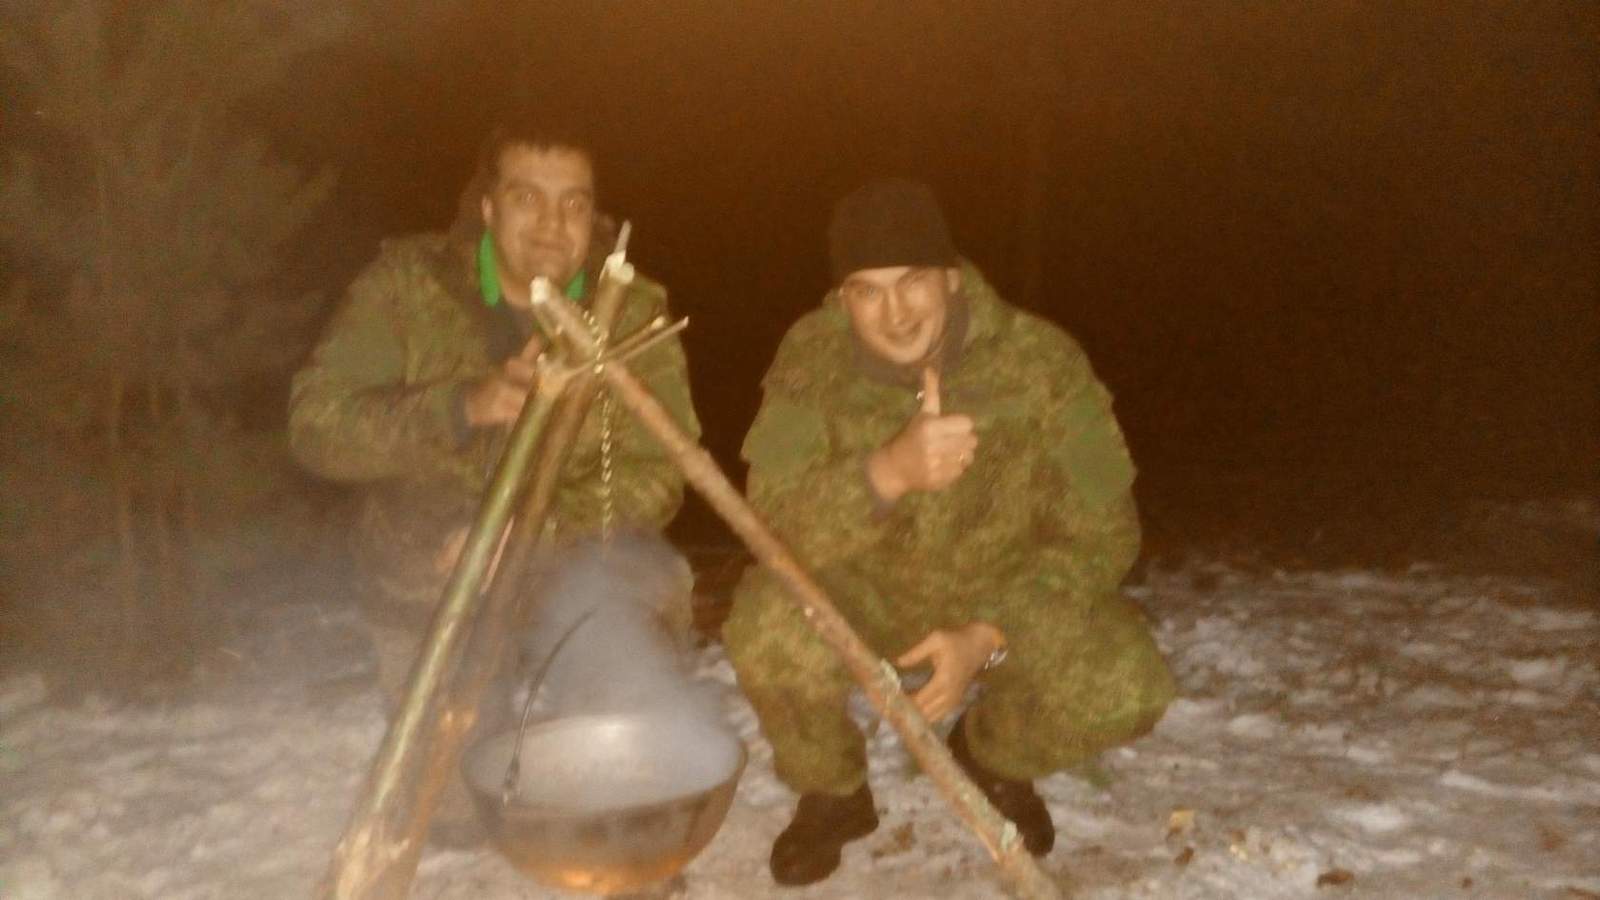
288, 118, 699, 845
723, 178, 1176, 885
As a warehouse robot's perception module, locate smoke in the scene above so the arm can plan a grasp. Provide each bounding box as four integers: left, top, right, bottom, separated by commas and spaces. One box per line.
511, 532, 728, 735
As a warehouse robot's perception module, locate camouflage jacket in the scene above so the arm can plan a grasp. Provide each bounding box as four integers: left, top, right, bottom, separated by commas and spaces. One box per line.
740, 262, 1139, 641
289, 230, 699, 608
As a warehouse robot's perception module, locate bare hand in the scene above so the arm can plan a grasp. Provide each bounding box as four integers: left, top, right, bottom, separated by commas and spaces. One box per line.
866, 368, 978, 502
463, 335, 544, 427
894, 622, 1005, 723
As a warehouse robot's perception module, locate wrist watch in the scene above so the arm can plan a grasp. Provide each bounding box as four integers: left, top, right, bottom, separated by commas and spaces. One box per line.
981, 643, 1008, 672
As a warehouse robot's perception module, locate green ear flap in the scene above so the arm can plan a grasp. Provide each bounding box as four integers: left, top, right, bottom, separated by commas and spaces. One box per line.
477, 232, 501, 307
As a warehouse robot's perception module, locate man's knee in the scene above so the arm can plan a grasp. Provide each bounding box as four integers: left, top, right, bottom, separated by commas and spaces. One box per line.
967, 602, 1174, 776
723, 569, 799, 672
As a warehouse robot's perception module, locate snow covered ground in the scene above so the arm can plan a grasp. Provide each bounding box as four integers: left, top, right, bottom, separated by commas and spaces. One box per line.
2, 530, 1596, 898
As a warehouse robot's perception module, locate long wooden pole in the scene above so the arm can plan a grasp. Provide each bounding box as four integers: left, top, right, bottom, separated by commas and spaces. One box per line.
536, 290, 1064, 900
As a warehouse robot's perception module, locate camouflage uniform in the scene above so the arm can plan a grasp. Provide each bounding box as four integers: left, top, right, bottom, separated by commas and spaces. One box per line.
723, 262, 1174, 795
289, 227, 700, 819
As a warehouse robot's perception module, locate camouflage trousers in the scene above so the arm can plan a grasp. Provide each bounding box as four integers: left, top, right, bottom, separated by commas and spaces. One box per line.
723, 566, 1176, 796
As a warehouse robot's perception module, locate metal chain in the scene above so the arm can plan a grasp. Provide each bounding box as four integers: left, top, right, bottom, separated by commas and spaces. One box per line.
598, 391, 616, 541
581, 307, 616, 541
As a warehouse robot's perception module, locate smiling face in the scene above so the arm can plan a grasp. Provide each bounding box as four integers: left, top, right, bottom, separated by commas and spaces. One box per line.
838, 265, 962, 367
479, 143, 595, 306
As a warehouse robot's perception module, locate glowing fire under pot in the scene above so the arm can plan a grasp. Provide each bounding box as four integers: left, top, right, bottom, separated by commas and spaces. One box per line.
462, 713, 746, 895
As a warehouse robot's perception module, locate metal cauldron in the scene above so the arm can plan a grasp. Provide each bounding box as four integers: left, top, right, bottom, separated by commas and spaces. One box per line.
462, 713, 745, 895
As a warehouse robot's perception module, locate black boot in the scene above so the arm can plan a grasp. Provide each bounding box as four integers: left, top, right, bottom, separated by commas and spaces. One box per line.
949, 717, 1055, 856
769, 782, 879, 886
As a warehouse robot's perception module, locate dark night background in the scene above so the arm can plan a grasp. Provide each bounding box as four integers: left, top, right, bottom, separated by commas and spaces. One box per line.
1, 5, 1595, 887
250, 1, 1595, 563
10, 0, 1599, 566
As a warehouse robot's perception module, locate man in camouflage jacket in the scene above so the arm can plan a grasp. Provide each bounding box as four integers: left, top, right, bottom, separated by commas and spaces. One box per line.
723, 179, 1174, 885
288, 123, 699, 839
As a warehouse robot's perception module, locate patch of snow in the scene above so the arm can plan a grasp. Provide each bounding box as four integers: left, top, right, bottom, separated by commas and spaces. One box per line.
1343, 743, 1393, 765
0, 672, 47, 720
1332, 803, 1410, 834
1156, 697, 1225, 726
1505, 656, 1566, 685
1399, 685, 1473, 710
1496, 687, 1557, 708
0, 857, 63, 900
1290, 722, 1345, 745
1520, 607, 1596, 631
1224, 713, 1280, 740
1322, 571, 1396, 591
5, 553, 1598, 898
1438, 768, 1569, 803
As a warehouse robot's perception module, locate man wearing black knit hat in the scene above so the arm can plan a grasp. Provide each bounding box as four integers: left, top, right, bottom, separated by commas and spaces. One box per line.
723, 178, 1175, 885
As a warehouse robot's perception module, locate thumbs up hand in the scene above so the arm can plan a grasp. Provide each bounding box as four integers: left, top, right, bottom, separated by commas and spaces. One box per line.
919, 365, 944, 416
866, 367, 978, 503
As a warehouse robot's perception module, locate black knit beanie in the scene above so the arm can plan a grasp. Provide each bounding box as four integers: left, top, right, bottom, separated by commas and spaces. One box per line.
828, 178, 958, 284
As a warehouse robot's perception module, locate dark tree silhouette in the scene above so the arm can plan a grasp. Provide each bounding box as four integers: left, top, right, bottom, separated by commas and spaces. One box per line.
0, 0, 344, 692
